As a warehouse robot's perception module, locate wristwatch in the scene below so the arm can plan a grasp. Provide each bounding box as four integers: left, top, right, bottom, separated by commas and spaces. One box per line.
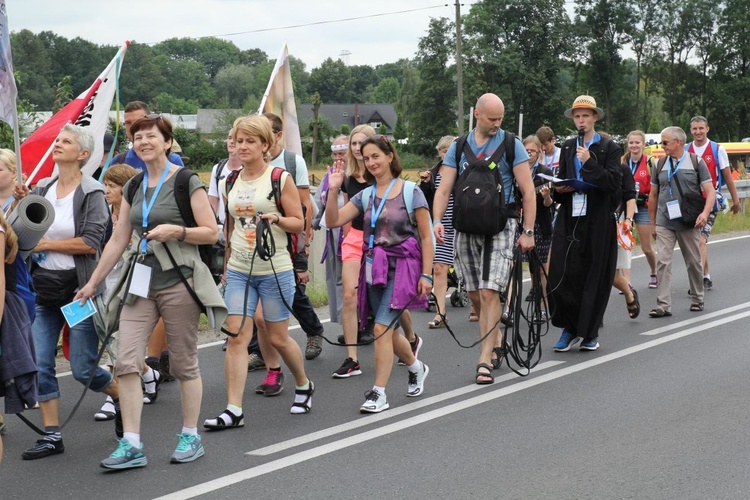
523, 228, 534, 237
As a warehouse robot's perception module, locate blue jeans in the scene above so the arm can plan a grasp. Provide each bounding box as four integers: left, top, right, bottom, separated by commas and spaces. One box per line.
33, 304, 113, 401
224, 269, 295, 322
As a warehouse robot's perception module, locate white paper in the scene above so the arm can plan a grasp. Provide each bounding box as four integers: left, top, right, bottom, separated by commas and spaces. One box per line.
129, 262, 152, 298
666, 199, 682, 220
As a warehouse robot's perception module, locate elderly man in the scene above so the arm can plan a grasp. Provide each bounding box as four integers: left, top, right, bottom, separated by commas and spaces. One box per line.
648, 126, 715, 317
433, 93, 536, 384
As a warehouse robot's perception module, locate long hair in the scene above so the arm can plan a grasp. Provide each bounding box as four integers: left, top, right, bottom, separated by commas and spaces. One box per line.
346, 124, 376, 178
0, 213, 18, 263
622, 130, 647, 163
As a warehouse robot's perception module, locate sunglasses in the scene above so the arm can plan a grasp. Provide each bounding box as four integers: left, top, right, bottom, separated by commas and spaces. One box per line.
661, 139, 674, 146
145, 113, 164, 120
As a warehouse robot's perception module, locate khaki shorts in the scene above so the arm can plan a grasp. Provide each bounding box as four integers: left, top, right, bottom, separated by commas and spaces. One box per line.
454, 218, 517, 293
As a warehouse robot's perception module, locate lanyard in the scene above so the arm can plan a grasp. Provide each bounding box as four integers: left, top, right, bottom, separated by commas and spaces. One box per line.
629, 157, 640, 176
141, 164, 171, 253
574, 132, 600, 180
667, 156, 684, 198
2, 196, 13, 211
368, 178, 397, 250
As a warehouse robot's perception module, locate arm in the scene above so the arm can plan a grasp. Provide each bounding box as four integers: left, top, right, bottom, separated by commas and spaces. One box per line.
649, 182, 659, 238
720, 167, 741, 214
145, 187, 218, 245
696, 181, 716, 228
415, 206, 434, 298
264, 174, 304, 234
324, 164, 360, 228
624, 198, 637, 233
432, 164, 457, 244
512, 160, 536, 251
207, 164, 220, 217
297, 186, 313, 240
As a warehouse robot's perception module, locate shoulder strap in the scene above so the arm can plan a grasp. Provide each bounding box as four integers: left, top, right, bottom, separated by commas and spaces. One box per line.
362, 185, 374, 213
174, 168, 200, 227
214, 158, 229, 186
504, 132, 516, 167
270, 166, 286, 215
403, 180, 416, 225
283, 150, 297, 183
454, 134, 469, 170
656, 156, 668, 176
711, 141, 724, 189
689, 152, 700, 173
125, 172, 145, 205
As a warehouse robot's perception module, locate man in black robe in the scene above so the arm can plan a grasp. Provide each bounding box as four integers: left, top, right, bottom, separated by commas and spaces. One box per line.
547, 95, 622, 351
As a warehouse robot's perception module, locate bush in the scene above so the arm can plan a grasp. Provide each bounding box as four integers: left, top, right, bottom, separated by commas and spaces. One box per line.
174, 129, 227, 171
397, 151, 432, 171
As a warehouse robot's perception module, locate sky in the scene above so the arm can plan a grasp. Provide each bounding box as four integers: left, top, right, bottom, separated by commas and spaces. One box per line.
8, 0, 466, 70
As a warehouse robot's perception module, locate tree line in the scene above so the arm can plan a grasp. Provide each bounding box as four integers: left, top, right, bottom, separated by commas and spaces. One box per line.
4, 0, 750, 169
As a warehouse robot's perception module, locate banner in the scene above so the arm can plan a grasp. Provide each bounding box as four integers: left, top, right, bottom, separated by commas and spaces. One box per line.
0, 0, 17, 129
258, 43, 302, 156
21, 42, 128, 184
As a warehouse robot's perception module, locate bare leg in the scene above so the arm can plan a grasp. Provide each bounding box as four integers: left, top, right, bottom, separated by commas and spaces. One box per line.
342, 260, 361, 360
265, 319, 308, 386
432, 263, 449, 321
179, 377, 203, 429
224, 315, 255, 407
477, 289, 501, 380
118, 373, 144, 433
636, 223, 657, 275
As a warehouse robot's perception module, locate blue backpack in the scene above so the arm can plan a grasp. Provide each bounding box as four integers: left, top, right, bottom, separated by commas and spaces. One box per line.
14, 255, 36, 323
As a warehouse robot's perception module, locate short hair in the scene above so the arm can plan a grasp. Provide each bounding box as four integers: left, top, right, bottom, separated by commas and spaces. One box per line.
622, 130, 647, 162
61, 124, 95, 167
360, 135, 402, 183
536, 126, 555, 144
130, 114, 174, 156
690, 115, 708, 126
262, 112, 283, 134
523, 134, 542, 151
124, 101, 150, 114
103, 163, 138, 187
662, 126, 686, 144
0, 148, 18, 175
232, 115, 276, 155
436, 135, 456, 152
346, 124, 376, 177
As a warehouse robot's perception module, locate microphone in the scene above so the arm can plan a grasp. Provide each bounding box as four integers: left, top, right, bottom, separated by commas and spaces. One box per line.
577, 128, 585, 148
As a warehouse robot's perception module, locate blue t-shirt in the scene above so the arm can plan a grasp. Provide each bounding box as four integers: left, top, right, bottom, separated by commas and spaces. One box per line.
443, 129, 529, 203
122, 149, 185, 171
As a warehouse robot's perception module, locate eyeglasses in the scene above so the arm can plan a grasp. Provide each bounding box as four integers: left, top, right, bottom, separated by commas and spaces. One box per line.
525, 149, 539, 155
366, 134, 393, 150
661, 139, 674, 146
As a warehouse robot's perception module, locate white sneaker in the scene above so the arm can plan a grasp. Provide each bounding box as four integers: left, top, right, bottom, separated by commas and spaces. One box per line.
359, 389, 389, 413
406, 362, 429, 397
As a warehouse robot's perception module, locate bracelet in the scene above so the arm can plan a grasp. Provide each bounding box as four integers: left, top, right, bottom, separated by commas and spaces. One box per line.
432, 220, 442, 227
178, 226, 187, 242
625, 217, 633, 223
274, 214, 280, 224
420, 274, 433, 285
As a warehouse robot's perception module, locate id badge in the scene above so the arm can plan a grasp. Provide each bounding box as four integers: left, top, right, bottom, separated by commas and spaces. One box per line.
666, 199, 682, 220
365, 255, 373, 285
572, 193, 587, 217
129, 262, 152, 298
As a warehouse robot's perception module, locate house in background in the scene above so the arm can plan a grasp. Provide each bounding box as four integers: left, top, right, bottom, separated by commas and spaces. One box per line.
297, 103, 397, 138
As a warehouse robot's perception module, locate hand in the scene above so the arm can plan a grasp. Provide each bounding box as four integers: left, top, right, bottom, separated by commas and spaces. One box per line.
731, 201, 741, 214
259, 213, 280, 224
419, 170, 431, 183
555, 185, 576, 194
328, 161, 346, 190
13, 182, 29, 200
516, 233, 535, 252
144, 224, 182, 243
540, 185, 550, 198
74, 282, 97, 304
576, 146, 590, 163
624, 219, 633, 231
297, 270, 310, 285
434, 222, 445, 245
695, 212, 708, 228
418, 277, 433, 298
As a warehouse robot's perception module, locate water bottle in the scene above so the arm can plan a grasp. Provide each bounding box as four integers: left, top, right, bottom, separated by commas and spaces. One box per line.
32, 251, 46, 263
634, 181, 640, 194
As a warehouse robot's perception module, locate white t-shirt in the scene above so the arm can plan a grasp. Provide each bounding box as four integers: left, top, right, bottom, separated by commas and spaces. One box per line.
269, 150, 309, 188
208, 159, 240, 224
41, 181, 76, 270
542, 146, 561, 177
691, 141, 729, 172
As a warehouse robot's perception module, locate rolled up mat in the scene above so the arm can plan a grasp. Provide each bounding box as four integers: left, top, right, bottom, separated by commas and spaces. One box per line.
7, 194, 56, 260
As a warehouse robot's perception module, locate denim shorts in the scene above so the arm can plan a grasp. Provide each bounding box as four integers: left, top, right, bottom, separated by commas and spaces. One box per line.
367, 278, 403, 328
633, 206, 651, 225
224, 268, 295, 322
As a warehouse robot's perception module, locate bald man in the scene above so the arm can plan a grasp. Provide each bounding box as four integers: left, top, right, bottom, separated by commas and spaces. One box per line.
432, 93, 536, 384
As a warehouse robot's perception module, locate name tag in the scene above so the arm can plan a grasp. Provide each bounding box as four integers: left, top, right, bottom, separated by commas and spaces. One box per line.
129, 262, 152, 298
572, 193, 587, 217
365, 255, 373, 285
666, 199, 682, 220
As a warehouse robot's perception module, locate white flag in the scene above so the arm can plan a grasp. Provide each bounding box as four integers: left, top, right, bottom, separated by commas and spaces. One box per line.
0, 0, 18, 128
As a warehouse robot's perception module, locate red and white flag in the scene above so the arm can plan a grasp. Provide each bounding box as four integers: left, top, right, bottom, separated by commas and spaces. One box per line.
0, 0, 18, 129
259, 43, 302, 156
21, 41, 128, 184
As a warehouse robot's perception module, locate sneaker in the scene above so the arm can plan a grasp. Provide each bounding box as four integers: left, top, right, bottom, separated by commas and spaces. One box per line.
406, 362, 429, 397
332, 357, 362, 378
305, 335, 323, 360
579, 337, 600, 351
398, 334, 424, 366
553, 330, 581, 352
704, 277, 713, 290
170, 433, 205, 464
255, 369, 284, 396
648, 274, 658, 288
358, 329, 375, 344
247, 353, 266, 372
22, 435, 65, 460
360, 389, 389, 413
159, 351, 175, 382
100, 439, 147, 470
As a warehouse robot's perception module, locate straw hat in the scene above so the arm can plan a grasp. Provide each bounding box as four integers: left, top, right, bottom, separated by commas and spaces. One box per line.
563, 95, 605, 121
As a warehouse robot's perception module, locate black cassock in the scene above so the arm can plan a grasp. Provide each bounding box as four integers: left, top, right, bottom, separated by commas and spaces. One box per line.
547, 135, 622, 342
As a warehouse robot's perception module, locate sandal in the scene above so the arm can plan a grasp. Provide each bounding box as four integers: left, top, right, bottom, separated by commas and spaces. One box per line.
469, 311, 479, 322
648, 308, 672, 318
94, 396, 116, 421
475, 363, 494, 385
626, 288, 640, 319
142, 367, 161, 405
203, 409, 245, 430
501, 312, 514, 327
690, 302, 704, 312
290, 380, 315, 414
428, 317, 445, 329
491, 344, 509, 370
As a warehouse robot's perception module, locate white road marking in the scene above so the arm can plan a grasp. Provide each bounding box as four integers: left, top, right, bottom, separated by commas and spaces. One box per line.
154, 307, 750, 500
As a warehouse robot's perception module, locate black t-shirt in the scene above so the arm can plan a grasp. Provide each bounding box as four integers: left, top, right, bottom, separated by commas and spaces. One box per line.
532, 163, 554, 236
343, 176, 372, 230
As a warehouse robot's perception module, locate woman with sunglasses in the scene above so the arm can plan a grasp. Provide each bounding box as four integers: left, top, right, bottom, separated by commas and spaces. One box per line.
76, 114, 223, 469
326, 135, 432, 413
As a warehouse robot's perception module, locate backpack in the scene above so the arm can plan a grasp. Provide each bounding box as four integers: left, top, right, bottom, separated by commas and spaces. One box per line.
362, 180, 436, 251
126, 168, 221, 281
451, 132, 517, 236
213, 158, 229, 189
14, 256, 36, 323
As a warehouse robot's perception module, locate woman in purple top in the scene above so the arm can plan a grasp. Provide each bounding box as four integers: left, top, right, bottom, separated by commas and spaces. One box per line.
325, 135, 434, 414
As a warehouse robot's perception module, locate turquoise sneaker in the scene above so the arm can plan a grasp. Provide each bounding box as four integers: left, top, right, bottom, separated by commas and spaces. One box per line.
170, 433, 205, 464
100, 439, 147, 470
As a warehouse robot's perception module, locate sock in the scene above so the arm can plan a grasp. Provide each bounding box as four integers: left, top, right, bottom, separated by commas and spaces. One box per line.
295, 380, 310, 391
407, 360, 421, 373
123, 432, 140, 448
373, 385, 386, 396
44, 426, 61, 441
227, 404, 243, 416
182, 426, 198, 436
143, 366, 159, 393
704, 274, 711, 279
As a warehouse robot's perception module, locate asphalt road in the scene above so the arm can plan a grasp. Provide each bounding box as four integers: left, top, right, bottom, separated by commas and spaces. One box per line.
2, 234, 750, 500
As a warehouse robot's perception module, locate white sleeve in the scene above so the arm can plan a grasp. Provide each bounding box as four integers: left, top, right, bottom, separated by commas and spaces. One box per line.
717, 145, 730, 170
208, 164, 220, 198
295, 155, 310, 188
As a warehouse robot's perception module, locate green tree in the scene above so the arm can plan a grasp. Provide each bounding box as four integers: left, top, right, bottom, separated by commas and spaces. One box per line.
395, 64, 420, 145
713, 0, 750, 139
153, 37, 242, 79
350, 64, 377, 102
309, 58, 354, 103
11, 30, 54, 107
214, 64, 257, 108
153, 92, 200, 114
371, 77, 400, 104
52, 76, 73, 113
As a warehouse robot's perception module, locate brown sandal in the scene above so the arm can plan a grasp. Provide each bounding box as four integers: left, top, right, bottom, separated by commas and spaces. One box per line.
475, 363, 494, 385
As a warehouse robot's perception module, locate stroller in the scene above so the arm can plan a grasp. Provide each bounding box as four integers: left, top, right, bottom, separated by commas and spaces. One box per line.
427, 264, 469, 312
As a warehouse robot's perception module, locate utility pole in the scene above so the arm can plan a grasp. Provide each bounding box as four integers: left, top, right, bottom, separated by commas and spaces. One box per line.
455, 0, 464, 135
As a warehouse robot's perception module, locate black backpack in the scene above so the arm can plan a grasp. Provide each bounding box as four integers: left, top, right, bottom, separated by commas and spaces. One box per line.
451, 132, 517, 236
126, 168, 221, 281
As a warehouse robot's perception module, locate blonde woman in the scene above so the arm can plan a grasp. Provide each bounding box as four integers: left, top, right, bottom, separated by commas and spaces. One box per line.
0, 149, 18, 211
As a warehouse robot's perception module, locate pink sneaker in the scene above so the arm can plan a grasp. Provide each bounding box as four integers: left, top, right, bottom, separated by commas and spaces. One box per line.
254, 369, 285, 396
648, 274, 658, 289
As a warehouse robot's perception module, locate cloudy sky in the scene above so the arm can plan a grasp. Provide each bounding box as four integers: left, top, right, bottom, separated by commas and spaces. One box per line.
9, 0, 465, 69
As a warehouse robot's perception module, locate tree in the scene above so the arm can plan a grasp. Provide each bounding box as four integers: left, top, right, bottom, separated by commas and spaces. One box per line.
310, 92, 322, 168
350, 64, 378, 102
153, 92, 200, 114
214, 64, 257, 108
10, 30, 54, 108
371, 77, 400, 104
153, 37, 242, 79
52, 76, 73, 113
395, 64, 420, 144
713, 0, 750, 139
309, 58, 354, 103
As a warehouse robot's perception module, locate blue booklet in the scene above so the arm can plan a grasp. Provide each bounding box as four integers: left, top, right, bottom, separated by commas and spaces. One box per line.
61, 297, 97, 327
537, 173, 597, 192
